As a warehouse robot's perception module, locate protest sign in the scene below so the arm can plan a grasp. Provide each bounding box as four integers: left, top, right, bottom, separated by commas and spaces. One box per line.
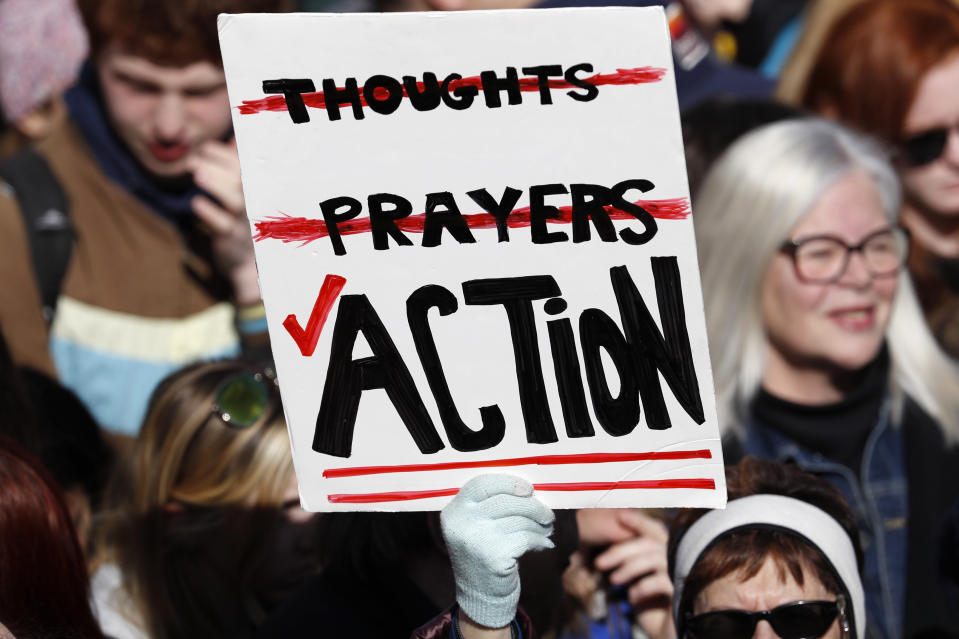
219, 7, 726, 511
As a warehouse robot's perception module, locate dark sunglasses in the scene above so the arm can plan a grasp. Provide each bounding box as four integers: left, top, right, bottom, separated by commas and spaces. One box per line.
212, 368, 278, 428
900, 127, 954, 167
686, 597, 843, 639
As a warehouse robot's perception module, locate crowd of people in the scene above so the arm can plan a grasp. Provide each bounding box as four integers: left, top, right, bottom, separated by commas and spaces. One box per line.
1, 0, 958, 638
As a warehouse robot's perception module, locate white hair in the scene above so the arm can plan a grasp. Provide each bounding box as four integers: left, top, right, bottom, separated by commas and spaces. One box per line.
694, 118, 959, 442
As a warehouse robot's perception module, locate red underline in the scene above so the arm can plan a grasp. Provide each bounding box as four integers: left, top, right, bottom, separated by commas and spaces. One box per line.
253, 197, 690, 245
237, 67, 667, 115
323, 449, 712, 478
328, 478, 716, 503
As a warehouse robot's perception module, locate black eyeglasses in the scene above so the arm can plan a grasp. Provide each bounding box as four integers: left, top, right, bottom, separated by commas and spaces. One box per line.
900, 126, 956, 167
212, 368, 278, 428
780, 226, 910, 284
686, 598, 843, 639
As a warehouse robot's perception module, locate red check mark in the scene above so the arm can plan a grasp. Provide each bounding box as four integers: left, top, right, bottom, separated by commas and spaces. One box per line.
283, 274, 347, 356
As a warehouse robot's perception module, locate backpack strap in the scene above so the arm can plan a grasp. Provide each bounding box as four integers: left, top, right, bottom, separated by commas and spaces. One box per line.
0, 149, 73, 323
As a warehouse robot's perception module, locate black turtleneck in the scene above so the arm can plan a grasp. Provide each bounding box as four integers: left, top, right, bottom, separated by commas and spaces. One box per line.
751, 346, 890, 474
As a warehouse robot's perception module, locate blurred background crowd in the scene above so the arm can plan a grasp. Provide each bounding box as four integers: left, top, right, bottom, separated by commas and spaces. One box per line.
1, 0, 959, 638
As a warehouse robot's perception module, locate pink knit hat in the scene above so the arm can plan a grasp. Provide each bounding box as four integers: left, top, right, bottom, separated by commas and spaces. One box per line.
0, 0, 88, 123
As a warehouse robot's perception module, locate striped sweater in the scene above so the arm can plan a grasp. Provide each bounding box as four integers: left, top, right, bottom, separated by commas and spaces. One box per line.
0, 121, 259, 434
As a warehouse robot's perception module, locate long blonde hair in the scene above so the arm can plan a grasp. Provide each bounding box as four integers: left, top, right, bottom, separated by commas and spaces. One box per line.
694, 118, 959, 441
131, 360, 292, 512
98, 359, 296, 638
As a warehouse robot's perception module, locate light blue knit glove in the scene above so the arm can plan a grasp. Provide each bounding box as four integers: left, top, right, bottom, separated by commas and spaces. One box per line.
441, 474, 556, 629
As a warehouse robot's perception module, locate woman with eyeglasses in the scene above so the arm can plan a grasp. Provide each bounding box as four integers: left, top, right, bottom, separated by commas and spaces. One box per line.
800, 0, 959, 359
91, 360, 321, 639
669, 458, 864, 639
694, 117, 959, 639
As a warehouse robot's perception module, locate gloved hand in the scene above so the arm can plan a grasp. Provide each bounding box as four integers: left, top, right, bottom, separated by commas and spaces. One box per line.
441, 474, 555, 629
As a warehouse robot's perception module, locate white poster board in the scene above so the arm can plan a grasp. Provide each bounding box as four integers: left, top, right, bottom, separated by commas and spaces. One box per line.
219, 7, 726, 511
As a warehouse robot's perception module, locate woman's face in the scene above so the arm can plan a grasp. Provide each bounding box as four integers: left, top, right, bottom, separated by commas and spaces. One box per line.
693, 556, 841, 639
761, 171, 898, 380
900, 54, 959, 217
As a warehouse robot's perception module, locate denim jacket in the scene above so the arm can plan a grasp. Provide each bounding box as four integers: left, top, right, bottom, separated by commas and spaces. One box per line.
740, 402, 906, 639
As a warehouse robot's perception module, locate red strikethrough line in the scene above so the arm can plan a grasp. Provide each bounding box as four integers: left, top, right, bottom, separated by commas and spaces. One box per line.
323, 449, 712, 478
328, 478, 716, 503
253, 197, 690, 245
237, 67, 667, 115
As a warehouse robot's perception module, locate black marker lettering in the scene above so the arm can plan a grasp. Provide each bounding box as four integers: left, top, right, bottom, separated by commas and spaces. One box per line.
570, 183, 617, 243
613, 179, 658, 245
529, 183, 570, 244
463, 276, 561, 444
564, 63, 599, 102
466, 186, 523, 242
408, 285, 505, 451
404, 73, 443, 112
441, 73, 478, 110
313, 294, 444, 458
521, 65, 563, 105
548, 317, 595, 438
611, 260, 704, 429
261, 78, 316, 124
480, 67, 522, 108
363, 74, 404, 116
319, 195, 363, 256
422, 192, 476, 248
368, 193, 414, 250
322, 77, 364, 121
580, 308, 640, 436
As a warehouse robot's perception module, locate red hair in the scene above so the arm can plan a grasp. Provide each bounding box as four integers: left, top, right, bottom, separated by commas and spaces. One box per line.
802, 0, 959, 143
0, 438, 103, 639
77, 0, 293, 67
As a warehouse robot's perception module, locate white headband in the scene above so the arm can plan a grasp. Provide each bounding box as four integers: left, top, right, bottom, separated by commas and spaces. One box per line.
672, 494, 865, 639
